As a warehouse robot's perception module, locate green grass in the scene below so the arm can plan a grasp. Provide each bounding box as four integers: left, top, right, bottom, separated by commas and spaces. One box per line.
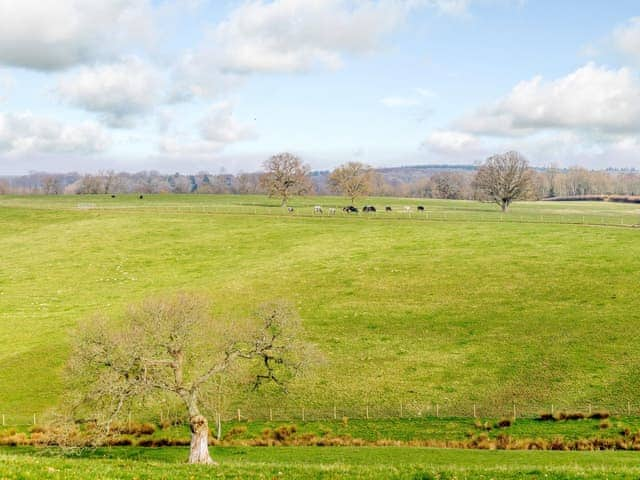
4, 446, 640, 479
2, 194, 640, 418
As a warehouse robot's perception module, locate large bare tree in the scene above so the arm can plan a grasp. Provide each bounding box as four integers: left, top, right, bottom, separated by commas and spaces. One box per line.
473, 151, 533, 212
328, 162, 376, 205
259, 153, 312, 206
65, 293, 312, 465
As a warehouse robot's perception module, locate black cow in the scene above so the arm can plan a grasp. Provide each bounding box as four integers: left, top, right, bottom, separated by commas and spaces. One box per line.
343, 206, 358, 213
363, 205, 377, 212
385, 206, 392, 212
287, 207, 294, 213
139, 195, 144, 199
417, 205, 425, 212
111, 194, 116, 198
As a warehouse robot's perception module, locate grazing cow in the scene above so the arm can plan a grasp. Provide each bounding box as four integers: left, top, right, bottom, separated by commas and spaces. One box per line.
417, 205, 425, 212
111, 194, 116, 198
287, 207, 294, 213
314, 205, 323, 214
328, 208, 336, 215
385, 206, 392, 212
363, 205, 377, 213
139, 195, 144, 199
343, 206, 358, 213
404, 206, 411, 212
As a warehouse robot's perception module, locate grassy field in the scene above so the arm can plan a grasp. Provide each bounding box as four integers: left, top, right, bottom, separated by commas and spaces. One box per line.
4, 446, 640, 479
1, 194, 640, 419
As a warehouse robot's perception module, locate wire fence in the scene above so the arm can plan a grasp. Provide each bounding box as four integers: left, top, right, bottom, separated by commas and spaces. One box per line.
4, 401, 639, 427
1, 198, 639, 227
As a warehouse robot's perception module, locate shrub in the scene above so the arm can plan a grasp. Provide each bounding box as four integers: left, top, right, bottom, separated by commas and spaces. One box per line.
589, 410, 610, 420
497, 418, 512, 428
599, 419, 611, 429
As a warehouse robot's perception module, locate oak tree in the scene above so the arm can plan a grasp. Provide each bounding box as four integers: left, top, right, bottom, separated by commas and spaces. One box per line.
473, 151, 532, 212
65, 293, 312, 464
259, 153, 312, 206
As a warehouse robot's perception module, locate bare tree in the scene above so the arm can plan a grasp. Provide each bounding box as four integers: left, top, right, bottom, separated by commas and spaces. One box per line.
328, 162, 375, 205
42, 176, 63, 195
431, 172, 465, 199
259, 153, 312, 206
65, 293, 313, 465
473, 151, 533, 212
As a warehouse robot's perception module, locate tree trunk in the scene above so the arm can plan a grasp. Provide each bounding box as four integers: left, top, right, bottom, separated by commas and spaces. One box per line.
188, 415, 216, 465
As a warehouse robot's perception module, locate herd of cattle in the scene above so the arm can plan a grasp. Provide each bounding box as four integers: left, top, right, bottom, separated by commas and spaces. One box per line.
286, 205, 427, 214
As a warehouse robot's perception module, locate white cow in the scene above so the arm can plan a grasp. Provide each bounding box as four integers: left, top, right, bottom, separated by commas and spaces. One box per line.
314, 205, 323, 214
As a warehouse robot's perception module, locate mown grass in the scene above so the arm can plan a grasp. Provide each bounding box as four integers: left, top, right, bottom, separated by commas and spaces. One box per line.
4, 446, 640, 479
1, 195, 640, 417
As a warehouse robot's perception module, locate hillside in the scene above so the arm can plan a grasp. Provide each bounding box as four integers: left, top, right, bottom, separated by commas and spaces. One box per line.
1, 194, 640, 420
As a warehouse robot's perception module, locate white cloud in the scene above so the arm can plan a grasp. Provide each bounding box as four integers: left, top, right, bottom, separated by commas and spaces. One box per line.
613, 17, 640, 60
57, 57, 162, 127
199, 102, 256, 143
205, 0, 417, 74
424, 130, 481, 154
458, 63, 640, 136
428, 0, 469, 16
0, 0, 154, 70
0, 113, 110, 154
158, 102, 256, 156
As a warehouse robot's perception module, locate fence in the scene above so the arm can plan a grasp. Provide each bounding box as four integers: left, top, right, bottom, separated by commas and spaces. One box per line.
1, 197, 639, 228
4, 401, 639, 427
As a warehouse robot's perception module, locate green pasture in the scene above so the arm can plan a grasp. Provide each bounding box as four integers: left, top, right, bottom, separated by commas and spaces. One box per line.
3, 446, 640, 479
1, 194, 640, 417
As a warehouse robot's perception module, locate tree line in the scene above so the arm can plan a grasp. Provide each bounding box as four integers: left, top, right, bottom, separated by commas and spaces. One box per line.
2, 153, 640, 202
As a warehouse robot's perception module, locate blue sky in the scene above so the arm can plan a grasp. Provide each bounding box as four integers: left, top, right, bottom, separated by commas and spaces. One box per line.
1, 0, 640, 174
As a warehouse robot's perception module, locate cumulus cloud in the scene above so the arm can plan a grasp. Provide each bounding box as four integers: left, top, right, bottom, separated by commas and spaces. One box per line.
457, 63, 640, 136
158, 102, 256, 156
613, 17, 640, 60
168, 1, 468, 99
199, 102, 256, 143
191, 0, 425, 76
57, 57, 162, 127
424, 129, 481, 153
0, 0, 154, 70
0, 113, 110, 154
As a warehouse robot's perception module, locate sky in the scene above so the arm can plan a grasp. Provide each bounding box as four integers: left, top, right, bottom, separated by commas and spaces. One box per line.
1, 0, 640, 174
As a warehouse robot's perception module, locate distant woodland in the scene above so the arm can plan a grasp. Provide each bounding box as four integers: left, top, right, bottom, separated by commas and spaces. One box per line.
2, 164, 640, 200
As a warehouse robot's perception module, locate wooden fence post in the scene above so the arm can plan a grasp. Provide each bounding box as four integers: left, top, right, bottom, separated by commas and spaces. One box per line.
513, 403, 516, 420
302, 407, 305, 422
1, 414, 4, 426
628, 401, 631, 416
588, 403, 592, 415
237, 409, 241, 422
269, 408, 273, 422
333, 405, 337, 420
473, 404, 476, 418
436, 404, 439, 418
33, 413, 36, 425
400, 401, 403, 418
366, 405, 369, 420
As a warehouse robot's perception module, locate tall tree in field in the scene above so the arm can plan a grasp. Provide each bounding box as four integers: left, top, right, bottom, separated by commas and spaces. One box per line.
260, 153, 312, 206
65, 293, 313, 465
473, 151, 532, 212
328, 162, 375, 205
